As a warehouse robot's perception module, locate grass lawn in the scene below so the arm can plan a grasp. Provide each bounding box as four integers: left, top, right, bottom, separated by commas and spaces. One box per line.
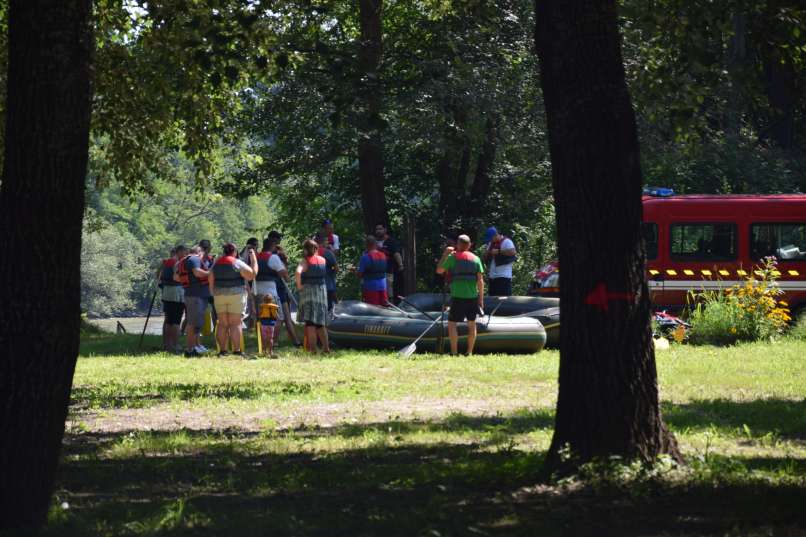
48, 333, 806, 536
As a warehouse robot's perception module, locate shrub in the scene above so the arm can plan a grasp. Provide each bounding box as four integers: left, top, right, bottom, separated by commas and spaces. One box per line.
788, 314, 806, 341
688, 257, 791, 345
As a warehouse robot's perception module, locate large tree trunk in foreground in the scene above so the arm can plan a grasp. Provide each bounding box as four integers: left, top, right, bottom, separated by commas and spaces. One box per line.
357, 0, 389, 232
534, 0, 680, 472
0, 0, 92, 529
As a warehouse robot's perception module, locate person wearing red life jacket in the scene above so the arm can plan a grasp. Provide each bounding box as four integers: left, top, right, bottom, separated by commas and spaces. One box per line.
357, 235, 389, 306
254, 237, 293, 349
158, 245, 187, 352
482, 226, 517, 296
208, 243, 257, 356
436, 234, 485, 355
295, 239, 331, 353
174, 245, 211, 357
314, 218, 340, 257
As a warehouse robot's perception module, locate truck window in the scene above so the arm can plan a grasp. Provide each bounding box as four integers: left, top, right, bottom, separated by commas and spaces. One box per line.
642, 222, 658, 260
670, 223, 736, 260
751, 223, 806, 261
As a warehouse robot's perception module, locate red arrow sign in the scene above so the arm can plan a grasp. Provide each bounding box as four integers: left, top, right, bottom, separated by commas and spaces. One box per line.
585, 282, 634, 312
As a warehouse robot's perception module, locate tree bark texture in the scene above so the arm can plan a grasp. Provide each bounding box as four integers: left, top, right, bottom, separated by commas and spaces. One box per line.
534, 0, 680, 471
357, 0, 389, 232
0, 0, 93, 529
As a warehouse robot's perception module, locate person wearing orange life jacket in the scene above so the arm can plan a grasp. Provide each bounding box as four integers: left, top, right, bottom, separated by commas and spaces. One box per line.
295, 239, 331, 353
482, 226, 516, 297
208, 242, 257, 356
174, 245, 211, 357
436, 234, 485, 355
158, 245, 187, 352
254, 237, 291, 348
357, 235, 389, 306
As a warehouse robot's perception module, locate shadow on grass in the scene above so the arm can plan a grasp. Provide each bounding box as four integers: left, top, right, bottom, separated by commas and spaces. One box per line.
52, 422, 806, 537
70, 380, 314, 409
664, 398, 806, 439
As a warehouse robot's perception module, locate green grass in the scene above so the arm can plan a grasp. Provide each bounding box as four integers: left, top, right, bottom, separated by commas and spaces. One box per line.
48, 334, 806, 536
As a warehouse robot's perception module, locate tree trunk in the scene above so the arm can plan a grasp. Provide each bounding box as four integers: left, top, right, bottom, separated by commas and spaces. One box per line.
468, 114, 498, 217
357, 0, 389, 232
534, 0, 680, 472
0, 0, 93, 530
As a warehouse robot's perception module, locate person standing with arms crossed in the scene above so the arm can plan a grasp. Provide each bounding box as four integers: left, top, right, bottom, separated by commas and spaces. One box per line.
436, 234, 485, 355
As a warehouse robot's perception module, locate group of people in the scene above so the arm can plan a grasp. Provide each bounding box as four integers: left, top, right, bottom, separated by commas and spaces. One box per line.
159, 232, 303, 358
157, 220, 516, 358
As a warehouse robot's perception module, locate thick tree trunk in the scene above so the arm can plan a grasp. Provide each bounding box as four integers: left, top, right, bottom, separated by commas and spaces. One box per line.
468, 115, 498, 217
534, 0, 680, 472
357, 0, 389, 232
0, 0, 93, 530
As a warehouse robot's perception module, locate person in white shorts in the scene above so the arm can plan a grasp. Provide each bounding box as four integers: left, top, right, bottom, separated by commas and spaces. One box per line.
254, 237, 290, 345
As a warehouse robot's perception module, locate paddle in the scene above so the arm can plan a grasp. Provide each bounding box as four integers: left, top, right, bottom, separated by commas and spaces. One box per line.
396, 296, 437, 321
138, 278, 159, 350
484, 296, 508, 326
398, 315, 442, 358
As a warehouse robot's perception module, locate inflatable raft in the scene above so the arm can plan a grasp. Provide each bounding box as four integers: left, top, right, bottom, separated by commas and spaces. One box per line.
310, 300, 547, 354
400, 293, 560, 347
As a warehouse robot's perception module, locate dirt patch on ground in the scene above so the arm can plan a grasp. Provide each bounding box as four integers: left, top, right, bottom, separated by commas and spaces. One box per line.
67, 397, 538, 434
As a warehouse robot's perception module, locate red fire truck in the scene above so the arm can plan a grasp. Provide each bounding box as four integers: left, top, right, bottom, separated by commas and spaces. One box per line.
529, 192, 806, 318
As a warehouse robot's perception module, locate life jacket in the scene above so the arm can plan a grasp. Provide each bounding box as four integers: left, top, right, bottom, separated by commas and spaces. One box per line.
362, 250, 387, 281
488, 237, 516, 266
301, 255, 326, 285
255, 251, 279, 282
259, 302, 279, 320
449, 251, 480, 281
175, 255, 200, 288
212, 255, 245, 288
161, 258, 180, 287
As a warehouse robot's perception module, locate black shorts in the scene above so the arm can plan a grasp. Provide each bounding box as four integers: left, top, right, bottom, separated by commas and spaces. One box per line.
449, 297, 480, 323
162, 301, 185, 325
305, 321, 324, 328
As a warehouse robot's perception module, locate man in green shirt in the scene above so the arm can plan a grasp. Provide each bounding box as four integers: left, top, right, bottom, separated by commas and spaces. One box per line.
436, 234, 485, 355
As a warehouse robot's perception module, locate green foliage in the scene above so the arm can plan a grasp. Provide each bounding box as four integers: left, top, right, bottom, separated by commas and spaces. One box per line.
83, 149, 276, 314
688, 258, 792, 345
788, 314, 806, 340
81, 222, 148, 317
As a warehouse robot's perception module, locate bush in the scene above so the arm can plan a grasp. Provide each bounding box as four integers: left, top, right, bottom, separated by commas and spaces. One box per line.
788, 314, 806, 341
688, 257, 791, 345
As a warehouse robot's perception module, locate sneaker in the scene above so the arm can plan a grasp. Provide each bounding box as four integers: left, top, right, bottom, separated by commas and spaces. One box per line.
218, 351, 229, 357
184, 349, 200, 358
194, 345, 208, 354
232, 350, 243, 356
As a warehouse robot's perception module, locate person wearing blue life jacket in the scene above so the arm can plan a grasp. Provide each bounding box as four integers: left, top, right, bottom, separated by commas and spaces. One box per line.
208, 242, 257, 356
357, 235, 389, 306
158, 245, 187, 352
295, 239, 331, 353
482, 226, 517, 296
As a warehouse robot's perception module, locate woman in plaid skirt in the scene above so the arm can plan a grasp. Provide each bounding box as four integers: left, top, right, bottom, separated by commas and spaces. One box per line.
295, 239, 331, 353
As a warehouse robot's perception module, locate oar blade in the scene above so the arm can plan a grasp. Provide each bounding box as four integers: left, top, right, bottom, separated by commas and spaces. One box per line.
398, 342, 417, 358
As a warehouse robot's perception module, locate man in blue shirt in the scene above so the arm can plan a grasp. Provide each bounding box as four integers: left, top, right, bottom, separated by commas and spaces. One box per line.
182, 245, 212, 357
357, 235, 389, 306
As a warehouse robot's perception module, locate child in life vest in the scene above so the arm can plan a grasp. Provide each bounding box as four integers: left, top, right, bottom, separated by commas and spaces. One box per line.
258, 294, 280, 358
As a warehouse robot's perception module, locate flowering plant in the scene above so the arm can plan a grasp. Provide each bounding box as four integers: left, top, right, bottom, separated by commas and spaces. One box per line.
687, 257, 791, 345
